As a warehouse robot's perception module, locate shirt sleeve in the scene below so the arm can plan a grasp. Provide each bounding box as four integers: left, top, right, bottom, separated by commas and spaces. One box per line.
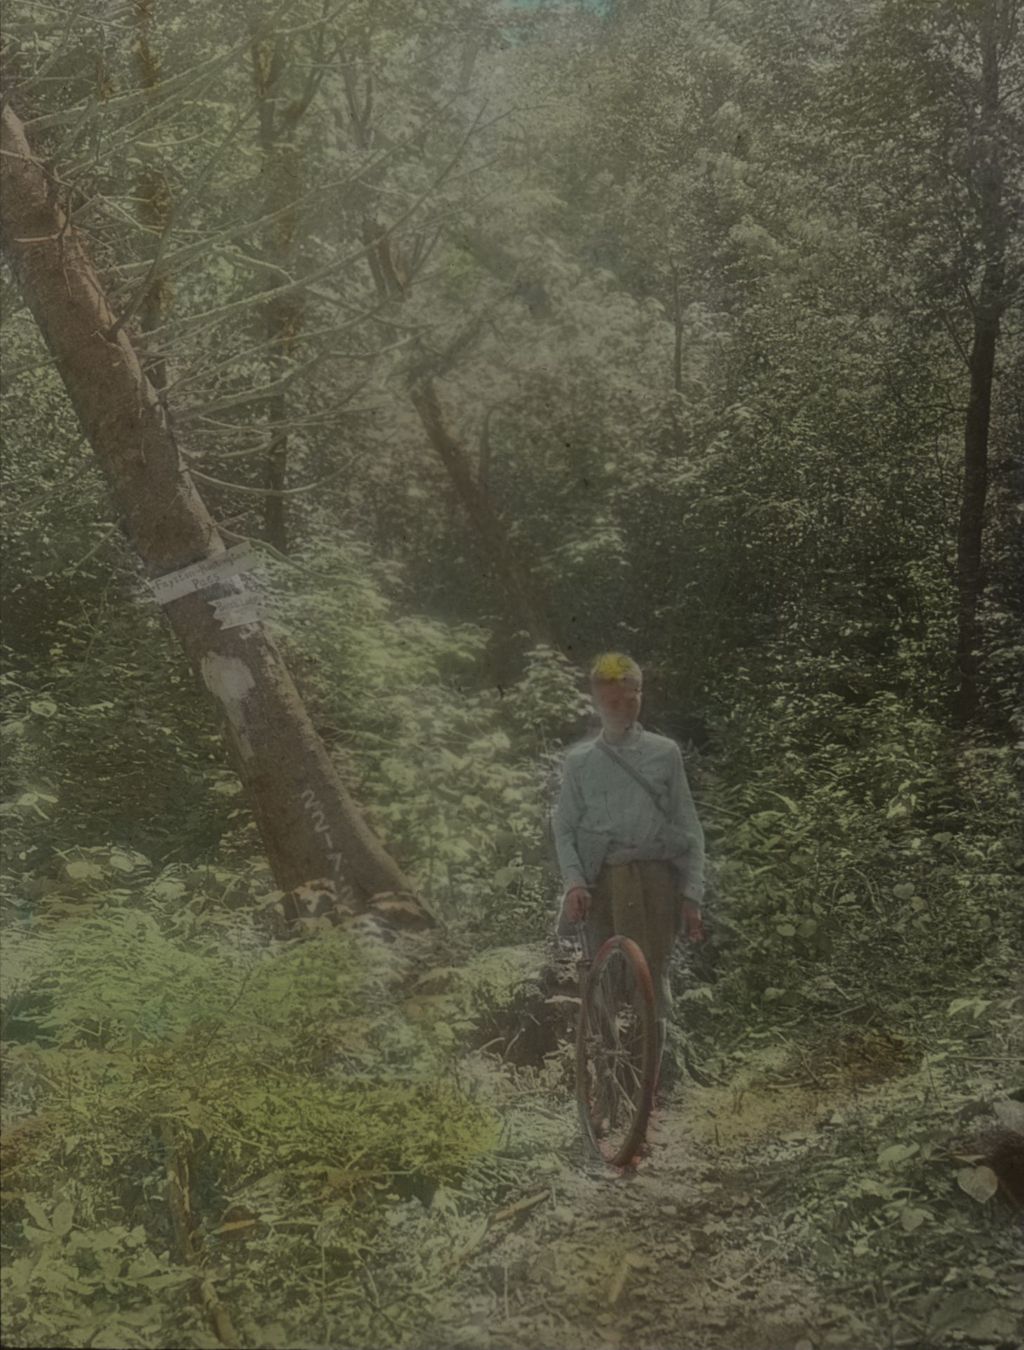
552, 756, 588, 892
669, 742, 706, 904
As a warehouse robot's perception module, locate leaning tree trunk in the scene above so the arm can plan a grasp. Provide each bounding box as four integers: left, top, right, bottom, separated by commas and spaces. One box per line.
953, 6, 1009, 730
0, 102, 419, 908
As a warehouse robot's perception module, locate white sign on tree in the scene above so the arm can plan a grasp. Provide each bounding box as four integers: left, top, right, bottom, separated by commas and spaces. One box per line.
148, 542, 261, 605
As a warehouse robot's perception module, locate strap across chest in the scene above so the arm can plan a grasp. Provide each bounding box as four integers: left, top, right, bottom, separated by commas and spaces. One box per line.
595, 737, 669, 822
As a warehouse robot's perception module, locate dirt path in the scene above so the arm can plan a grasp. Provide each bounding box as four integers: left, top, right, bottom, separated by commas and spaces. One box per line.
426, 1066, 832, 1350
420, 1038, 1023, 1350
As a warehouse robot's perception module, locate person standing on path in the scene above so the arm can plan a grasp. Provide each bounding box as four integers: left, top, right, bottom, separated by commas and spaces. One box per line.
552, 651, 706, 1073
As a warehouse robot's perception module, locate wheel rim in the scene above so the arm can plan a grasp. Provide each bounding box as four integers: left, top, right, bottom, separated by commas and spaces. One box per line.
576, 936, 656, 1166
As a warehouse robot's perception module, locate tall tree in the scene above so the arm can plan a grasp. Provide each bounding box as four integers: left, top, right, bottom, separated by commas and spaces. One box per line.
132, 0, 172, 393
833, 0, 1022, 727
246, 4, 328, 552
325, 17, 567, 656
952, 0, 1016, 727
0, 101, 421, 909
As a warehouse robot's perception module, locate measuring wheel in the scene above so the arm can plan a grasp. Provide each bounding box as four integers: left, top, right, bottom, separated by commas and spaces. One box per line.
575, 929, 657, 1167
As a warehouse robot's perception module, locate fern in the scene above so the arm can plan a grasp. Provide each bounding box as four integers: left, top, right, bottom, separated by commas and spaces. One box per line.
2, 885, 498, 1347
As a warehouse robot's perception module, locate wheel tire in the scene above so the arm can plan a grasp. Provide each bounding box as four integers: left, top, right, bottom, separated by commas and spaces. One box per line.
576, 935, 657, 1167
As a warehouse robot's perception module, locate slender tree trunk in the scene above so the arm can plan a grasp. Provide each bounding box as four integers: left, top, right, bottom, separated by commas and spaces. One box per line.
261, 296, 299, 554
0, 102, 420, 909
251, 35, 306, 554
334, 70, 563, 654
669, 258, 685, 456
955, 298, 1000, 728
133, 0, 170, 392
410, 381, 561, 649
360, 221, 562, 650
953, 8, 1008, 728
334, 73, 561, 653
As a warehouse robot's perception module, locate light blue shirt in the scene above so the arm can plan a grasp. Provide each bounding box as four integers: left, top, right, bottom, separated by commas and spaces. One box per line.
552, 722, 705, 903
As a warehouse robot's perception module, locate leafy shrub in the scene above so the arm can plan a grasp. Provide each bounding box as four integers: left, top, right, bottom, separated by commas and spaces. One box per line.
265, 543, 587, 940
695, 657, 1023, 1032
1, 875, 498, 1348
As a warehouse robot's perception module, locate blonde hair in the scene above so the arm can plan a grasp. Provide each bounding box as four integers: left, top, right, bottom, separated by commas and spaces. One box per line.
589, 651, 642, 687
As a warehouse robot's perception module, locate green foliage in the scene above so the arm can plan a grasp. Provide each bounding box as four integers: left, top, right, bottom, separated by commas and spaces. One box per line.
768, 1022, 1024, 1342
3, 0, 1023, 1343
498, 645, 593, 749
0, 366, 238, 865
265, 544, 584, 938
697, 662, 1023, 1030
0, 307, 108, 674
1, 874, 498, 1348
2, 1210, 200, 1350
1, 659, 233, 868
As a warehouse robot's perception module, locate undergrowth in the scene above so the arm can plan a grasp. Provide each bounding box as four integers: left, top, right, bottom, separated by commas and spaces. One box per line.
1, 867, 499, 1350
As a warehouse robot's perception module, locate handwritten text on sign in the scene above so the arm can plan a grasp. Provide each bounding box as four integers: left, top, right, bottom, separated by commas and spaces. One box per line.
148, 542, 261, 605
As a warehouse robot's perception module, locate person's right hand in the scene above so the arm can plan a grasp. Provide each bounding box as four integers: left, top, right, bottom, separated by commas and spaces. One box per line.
563, 886, 591, 923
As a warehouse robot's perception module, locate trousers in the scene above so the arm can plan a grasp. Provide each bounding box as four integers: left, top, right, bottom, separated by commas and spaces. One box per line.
585, 859, 679, 1019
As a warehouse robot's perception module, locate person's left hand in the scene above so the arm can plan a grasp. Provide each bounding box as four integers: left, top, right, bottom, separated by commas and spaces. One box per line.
680, 898, 706, 944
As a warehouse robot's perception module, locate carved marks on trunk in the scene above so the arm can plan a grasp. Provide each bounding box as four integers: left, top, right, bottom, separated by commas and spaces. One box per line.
300, 784, 347, 885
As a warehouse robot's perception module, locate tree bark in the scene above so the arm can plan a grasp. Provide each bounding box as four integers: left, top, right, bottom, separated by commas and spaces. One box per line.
361, 221, 562, 652
669, 257, 685, 456
0, 102, 421, 910
409, 381, 561, 650
955, 296, 1000, 728
250, 33, 309, 555
133, 1, 171, 393
953, 6, 1008, 729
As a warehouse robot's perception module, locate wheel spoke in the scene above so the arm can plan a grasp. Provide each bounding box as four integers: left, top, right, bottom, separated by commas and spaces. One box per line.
577, 939, 656, 1165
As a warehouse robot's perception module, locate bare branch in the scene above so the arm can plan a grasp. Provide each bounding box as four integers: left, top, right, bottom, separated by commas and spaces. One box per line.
186, 456, 358, 498
942, 309, 974, 371
141, 113, 488, 344
157, 301, 401, 397
190, 393, 380, 436
0, 0, 89, 117
106, 97, 260, 341
106, 97, 460, 284
175, 334, 411, 423
22, 0, 337, 131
